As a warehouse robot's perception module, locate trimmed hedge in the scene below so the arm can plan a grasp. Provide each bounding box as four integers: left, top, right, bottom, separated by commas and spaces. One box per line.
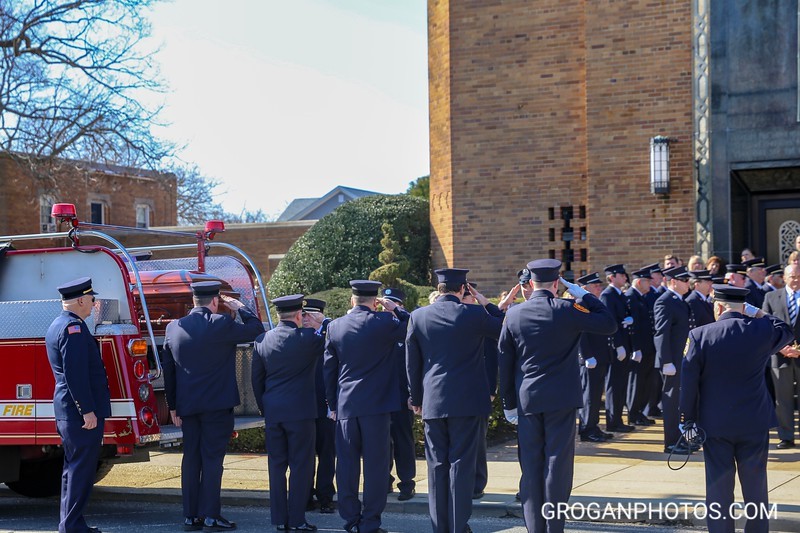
268, 195, 430, 297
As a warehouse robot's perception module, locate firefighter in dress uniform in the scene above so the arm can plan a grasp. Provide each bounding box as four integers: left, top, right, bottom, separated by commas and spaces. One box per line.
406, 268, 502, 533
498, 260, 617, 533
252, 294, 321, 532
680, 285, 793, 533
162, 281, 265, 532
323, 280, 408, 533
46, 277, 110, 533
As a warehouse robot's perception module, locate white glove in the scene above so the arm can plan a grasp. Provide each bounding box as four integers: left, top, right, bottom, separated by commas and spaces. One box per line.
616, 346, 626, 361
584, 357, 597, 369
559, 277, 589, 299
679, 422, 698, 440
503, 408, 519, 425
662, 363, 677, 376
632, 350, 642, 363
622, 316, 634, 328
743, 303, 759, 317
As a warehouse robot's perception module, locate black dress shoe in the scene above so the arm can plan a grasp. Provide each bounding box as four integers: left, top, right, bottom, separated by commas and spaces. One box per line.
607, 423, 635, 432
277, 526, 288, 531
580, 433, 606, 443
184, 517, 204, 531
472, 491, 484, 499
630, 416, 655, 426
398, 488, 415, 501
777, 439, 795, 449
319, 501, 336, 513
290, 523, 317, 531
665, 443, 691, 454
204, 517, 237, 531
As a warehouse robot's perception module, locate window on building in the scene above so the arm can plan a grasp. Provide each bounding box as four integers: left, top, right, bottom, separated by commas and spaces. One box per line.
338, 193, 344, 203
39, 195, 56, 233
136, 204, 150, 228
90, 202, 104, 224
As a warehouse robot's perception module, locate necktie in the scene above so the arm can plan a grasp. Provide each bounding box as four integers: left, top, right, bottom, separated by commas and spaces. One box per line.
789, 290, 797, 325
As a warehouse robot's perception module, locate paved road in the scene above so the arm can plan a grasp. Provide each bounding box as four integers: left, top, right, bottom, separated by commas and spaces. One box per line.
0, 487, 701, 532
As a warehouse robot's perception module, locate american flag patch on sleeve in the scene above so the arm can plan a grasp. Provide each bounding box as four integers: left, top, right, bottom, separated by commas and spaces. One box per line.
67, 325, 81, 334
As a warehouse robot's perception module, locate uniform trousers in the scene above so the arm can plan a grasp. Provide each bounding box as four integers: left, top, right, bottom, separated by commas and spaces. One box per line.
56, 419, 104, 533
180, 408, 234, 520
518, 408, 576, 533
336, 413, 391, 533
424, 415, 481, 533
389, 408, 416, 494
605, 355, 630, 427
770, 361, 800, 441
645, 372, 664, 416
661, 371, 681, 447
703, 431, 770, 533
266, 419, 316, 527
473, 415, 489, 495
627, 352, 656, 422
312, 416, 336, 504
579, 362, 608, 435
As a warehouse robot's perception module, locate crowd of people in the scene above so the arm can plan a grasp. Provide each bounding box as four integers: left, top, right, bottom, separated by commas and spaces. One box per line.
45, 245, 800, 533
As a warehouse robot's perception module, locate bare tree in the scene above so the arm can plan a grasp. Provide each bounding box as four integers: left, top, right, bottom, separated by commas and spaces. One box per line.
0, 0, 174, 176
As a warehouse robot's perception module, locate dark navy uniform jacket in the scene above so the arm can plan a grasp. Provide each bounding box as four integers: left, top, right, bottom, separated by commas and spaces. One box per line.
578, 332, 612, 365
600, 286, 631, 353
625, 288, 656, 356
498, 291, 617, 414
744, 277, 766, 308
323, 306, 406, 419
46, 311, 111, 421
680, 311, 793, 437
653, 290, 691, 368
406, 294, 502, 419
252, 320, 323, 423
686, 290, 714, 328
163, 306, 265, 416
483, 303, 504, 396
762, 288, 800, 368
389, 308, 413, 410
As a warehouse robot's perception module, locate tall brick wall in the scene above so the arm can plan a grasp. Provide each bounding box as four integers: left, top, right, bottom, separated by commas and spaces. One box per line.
429, 0, 695, 294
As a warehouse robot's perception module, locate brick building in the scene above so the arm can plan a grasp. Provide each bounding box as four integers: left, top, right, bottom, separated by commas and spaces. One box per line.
428, 0, 800, 294
0, 153, 177, 234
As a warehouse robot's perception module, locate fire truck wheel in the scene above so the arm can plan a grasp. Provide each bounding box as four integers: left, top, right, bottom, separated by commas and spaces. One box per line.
5, 457, 63, 497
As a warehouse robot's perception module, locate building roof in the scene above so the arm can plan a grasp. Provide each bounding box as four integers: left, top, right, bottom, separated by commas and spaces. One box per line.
276, 185, 380, 221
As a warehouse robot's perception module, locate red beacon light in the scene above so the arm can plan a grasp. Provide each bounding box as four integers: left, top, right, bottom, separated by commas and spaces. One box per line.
204, 220, 225, 240
51, 203, 79, 227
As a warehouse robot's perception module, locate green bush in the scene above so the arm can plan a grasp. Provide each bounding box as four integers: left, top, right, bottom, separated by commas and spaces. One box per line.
268, 195, 430, 297
226, 426, 265, 453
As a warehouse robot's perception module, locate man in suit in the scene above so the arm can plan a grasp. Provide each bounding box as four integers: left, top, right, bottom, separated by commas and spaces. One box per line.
762, 263, 800, 449
252, 294, 321, 532
45, 277, 111, 533
382, 287, 416, 501
499, 260, 617, 533
643, 263, 664, 418
743, 257, 767, 308
162, 281, 265, 532
625, 267, 657, 427
406, 268, 502, 533
304, 299, 336, 513
654, 266, 693, 454
686, 270, 715, 328
600, 264, 635, 432
324, 280, 407, 533
681, 285, 793, 533
577, 272, 614, 442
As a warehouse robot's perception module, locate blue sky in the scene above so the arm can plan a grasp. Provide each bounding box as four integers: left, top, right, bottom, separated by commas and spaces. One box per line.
148, 0, 429, 219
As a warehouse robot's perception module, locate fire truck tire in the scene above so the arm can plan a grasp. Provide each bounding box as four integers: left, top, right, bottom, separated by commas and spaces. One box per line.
5, 458, 111, 498
5, 457, 63, 498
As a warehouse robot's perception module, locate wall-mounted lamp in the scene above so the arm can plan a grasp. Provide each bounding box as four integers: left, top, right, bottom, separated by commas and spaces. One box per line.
650, 136, 670, 195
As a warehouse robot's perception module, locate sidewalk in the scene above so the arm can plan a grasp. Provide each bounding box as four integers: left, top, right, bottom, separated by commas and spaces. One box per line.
94, 420, 800, 531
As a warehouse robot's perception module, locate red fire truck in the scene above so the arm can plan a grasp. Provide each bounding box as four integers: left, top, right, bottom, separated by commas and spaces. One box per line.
0, 204, 273, 496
